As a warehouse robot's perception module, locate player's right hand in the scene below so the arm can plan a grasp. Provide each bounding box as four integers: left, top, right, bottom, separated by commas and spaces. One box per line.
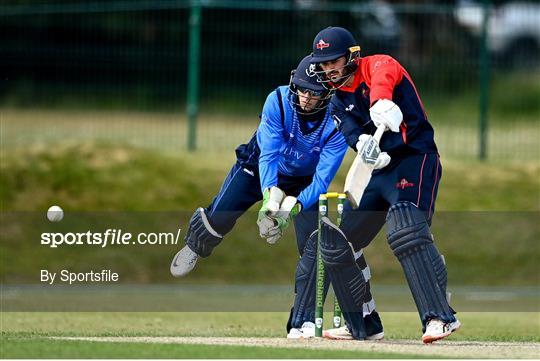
257, 187, 285, 244
356, 134, 391, 170
260, 186, 284, 217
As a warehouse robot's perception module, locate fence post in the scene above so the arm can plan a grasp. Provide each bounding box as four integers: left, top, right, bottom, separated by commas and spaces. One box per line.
478, 0, 490, 160
187, 0, 201, 151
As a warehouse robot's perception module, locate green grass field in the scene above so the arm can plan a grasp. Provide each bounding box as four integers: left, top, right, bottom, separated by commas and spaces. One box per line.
1, 105, 539, 358
1, 312, 539, 358
1, 140, 538, 285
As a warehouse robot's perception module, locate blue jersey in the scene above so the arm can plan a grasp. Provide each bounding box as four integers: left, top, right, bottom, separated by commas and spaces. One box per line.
256, 86, 348, 208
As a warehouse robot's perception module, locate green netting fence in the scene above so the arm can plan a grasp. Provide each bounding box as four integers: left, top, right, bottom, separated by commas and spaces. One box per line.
1, 0, 539, 160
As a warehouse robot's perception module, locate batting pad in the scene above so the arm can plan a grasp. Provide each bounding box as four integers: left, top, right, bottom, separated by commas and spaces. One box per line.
386, 202, 455, 328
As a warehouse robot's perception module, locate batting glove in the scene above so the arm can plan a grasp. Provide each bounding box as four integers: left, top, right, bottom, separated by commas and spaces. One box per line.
356, 134, 391, 170
370, 99, 403, 133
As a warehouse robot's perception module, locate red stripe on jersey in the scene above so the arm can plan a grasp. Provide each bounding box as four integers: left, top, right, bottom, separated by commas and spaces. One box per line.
401, 71, 428, 119
416, 154, 427, 207
400, 122, 407, 144
428, 155, 440, 219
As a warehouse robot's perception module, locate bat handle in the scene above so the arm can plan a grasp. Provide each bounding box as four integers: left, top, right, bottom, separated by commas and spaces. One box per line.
373, 124, 386, 142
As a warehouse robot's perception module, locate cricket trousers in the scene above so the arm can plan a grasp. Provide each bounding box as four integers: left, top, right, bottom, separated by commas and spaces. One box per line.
340, 153, 442, 250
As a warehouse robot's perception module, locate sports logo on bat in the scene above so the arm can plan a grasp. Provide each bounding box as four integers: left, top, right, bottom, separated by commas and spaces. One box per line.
360, 138, 380, 165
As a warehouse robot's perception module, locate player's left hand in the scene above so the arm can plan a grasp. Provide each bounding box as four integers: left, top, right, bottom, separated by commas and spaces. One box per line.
370, 99, 403, 133
260, 220, 282, 245
356, 134, 391, 170
258, 215, 283, 245
273, 196, 302, 231
275, 196, 302, 230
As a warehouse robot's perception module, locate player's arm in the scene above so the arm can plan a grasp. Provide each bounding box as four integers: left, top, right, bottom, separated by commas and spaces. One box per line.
364, 55, 404, 133
364, 55, 404, 105
256, 90, 287, 244
256, 90, 285, 191
297, 130, 348, 209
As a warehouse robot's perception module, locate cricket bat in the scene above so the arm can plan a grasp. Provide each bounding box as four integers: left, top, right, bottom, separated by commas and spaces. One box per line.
344, 124, 386, 209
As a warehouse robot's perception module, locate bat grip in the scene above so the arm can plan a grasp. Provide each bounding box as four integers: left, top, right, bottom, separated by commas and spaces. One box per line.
373, 124, 386, 142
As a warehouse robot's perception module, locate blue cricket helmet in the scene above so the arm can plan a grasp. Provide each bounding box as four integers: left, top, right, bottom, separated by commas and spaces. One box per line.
310, 27, 361, 88
311, 26, 359, 62
288, 55, 333, 115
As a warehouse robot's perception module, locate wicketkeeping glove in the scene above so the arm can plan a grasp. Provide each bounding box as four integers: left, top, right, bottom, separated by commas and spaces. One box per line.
273, 196, 302, 231
369, 99, 403, 133
257, 187, 284, 244
356, 134, 391, 170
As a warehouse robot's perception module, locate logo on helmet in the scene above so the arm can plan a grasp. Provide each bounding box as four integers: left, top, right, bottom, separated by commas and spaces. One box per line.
316, 39, 330, 50
307, 63, 317, 76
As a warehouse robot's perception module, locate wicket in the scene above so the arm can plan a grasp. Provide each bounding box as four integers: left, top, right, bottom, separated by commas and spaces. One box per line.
315, 192, 345, 337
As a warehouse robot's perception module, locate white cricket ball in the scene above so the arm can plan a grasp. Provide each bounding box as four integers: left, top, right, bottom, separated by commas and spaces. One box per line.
47, 205, 64, 222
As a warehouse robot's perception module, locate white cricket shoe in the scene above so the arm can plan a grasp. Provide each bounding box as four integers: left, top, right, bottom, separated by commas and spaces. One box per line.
170, 245, 199, 277
422, 318, 461, 343
323, 325, 352, 340
323, 326, 384, 341
286, 328, 303, 339
287, 322, 316, 339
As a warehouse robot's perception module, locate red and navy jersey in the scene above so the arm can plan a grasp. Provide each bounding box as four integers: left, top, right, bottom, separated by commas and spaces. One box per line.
331, 55, 438, 158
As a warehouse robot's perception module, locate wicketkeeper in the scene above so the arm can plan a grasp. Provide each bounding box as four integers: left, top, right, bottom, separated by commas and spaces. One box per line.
170, 55, 383, 339
309, 26, 460, 343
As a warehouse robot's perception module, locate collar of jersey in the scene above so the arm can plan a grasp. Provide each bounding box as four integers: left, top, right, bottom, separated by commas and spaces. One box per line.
298, 108, 327, 135
338, 58, 363, 93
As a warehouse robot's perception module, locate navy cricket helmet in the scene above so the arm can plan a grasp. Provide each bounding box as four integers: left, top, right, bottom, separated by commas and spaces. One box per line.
288, 55, 333, 115
310, 27, 361, 88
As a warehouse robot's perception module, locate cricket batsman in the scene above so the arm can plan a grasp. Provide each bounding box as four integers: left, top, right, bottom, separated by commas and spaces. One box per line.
309, 26, 460, 342
170, 55, 383, 339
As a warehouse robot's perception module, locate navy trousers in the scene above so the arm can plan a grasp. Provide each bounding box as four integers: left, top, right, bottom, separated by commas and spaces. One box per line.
340, 153, 442, 250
